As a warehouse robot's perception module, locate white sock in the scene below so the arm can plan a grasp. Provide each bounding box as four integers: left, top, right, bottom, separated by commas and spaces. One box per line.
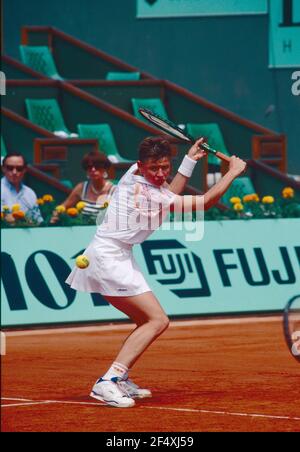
101, 361, 129, 381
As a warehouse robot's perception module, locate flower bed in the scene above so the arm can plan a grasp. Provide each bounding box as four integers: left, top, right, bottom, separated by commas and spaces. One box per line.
1, 194, 108, 228
1, 187, 300, 228
207, 187, 300, 221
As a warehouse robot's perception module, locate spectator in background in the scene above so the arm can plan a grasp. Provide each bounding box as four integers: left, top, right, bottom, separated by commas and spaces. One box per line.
1, 153, 43, 224
50, 151, 116, 224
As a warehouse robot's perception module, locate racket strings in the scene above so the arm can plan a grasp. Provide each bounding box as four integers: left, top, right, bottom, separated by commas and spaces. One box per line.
139, 108, 218, 155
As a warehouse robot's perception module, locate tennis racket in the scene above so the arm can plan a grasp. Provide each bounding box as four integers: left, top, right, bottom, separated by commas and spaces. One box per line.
283, 295, 300, 363
139, 107, 231, 163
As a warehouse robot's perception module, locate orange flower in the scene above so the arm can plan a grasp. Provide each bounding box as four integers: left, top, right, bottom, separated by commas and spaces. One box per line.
12, 210, 26, 220
282, 187, 294, 199
1, 212, 4, 220
37, 198, 44, 205
43, 194, 54, 202
243, 193, 260, 203
67, 207, 78, 217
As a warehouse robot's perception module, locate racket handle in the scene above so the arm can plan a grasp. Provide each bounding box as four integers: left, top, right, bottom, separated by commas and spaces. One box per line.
215, 151, 231, 163
200, 142, 231, 163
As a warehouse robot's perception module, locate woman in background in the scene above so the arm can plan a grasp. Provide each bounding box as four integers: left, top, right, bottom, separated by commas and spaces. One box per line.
50, 151, 115, 223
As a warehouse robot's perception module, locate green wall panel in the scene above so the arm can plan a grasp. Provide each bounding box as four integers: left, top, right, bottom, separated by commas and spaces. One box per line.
3, 0, 300, 172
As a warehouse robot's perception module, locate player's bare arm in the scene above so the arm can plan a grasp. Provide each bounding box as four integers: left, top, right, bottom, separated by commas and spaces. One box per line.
168, 138, 207, 194
172, 156, 247, 213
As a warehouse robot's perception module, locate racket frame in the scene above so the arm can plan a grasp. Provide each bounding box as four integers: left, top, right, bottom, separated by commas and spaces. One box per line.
283, 294, 300, 363
138, 107, 231, 163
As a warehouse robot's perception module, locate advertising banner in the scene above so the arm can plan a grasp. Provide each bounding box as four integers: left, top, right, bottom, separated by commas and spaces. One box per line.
1, 219, 300, 327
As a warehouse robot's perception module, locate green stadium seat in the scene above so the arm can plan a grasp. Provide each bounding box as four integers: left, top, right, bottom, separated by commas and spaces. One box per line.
77, 123, 134, 163
60, 179, 74, 188
20, 45, 63, 80
106, 71, 140, 81
221, 176, 256, 206
131, 98, 168, 123
1, 136, 7, 159
25, 98, 71, 135
186, 123, 230, 166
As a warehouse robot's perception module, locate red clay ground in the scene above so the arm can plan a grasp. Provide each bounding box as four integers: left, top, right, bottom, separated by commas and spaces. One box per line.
1, 317, 300, 432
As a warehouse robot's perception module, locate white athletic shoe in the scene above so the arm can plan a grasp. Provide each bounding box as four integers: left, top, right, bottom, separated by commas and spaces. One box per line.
90, 378, 135, 408
117, 379, 152, 399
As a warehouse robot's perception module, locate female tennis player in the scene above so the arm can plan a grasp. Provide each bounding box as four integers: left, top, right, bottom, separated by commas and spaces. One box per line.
66, 136, 246, 408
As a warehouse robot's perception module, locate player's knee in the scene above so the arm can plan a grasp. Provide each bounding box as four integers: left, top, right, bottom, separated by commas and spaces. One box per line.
161, 315, 170, 332
154, 315, 169, 335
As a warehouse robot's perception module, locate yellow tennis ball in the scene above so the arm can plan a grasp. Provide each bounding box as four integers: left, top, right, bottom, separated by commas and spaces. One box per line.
76, 255, 90, 269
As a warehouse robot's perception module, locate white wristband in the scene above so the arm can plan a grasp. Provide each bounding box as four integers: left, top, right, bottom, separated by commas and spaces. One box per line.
178, 155, 197, 178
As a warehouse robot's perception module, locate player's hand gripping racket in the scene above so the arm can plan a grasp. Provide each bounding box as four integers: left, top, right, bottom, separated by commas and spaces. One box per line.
139, 108, 231, 164
283, 295, 300, 362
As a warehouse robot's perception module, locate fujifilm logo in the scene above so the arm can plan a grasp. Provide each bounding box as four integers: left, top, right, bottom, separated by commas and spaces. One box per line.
291, 71, 300, 95
0, 71, 6, 96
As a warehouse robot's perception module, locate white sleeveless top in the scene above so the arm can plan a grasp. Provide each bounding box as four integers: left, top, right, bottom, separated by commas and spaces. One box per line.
96, 164, 178, 244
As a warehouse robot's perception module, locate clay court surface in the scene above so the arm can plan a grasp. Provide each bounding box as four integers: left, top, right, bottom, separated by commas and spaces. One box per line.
1, 316, 300, 432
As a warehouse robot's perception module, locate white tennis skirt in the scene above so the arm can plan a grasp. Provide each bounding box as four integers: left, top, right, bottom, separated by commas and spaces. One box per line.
65, 236, 151, 297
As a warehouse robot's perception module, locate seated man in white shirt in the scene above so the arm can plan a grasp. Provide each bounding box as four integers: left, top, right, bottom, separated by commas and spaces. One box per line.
1, 153, 43, 224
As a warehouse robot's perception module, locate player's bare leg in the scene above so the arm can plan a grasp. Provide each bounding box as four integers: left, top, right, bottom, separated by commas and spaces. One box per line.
90, 292, 169, 404
106, 291, 169, 368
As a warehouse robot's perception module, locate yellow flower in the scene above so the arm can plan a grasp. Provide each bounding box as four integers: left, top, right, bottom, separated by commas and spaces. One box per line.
11, 204, 21, 212
12, 210, 25, 220
262, 196, 275, 204
67, 207, 79, 217
76, 201, 86, 212
282, 187, 294, 199
233, 202, 244, 211
37, 198, 44, 205
243, 193, 260, 203
230, 197, 241, 204
43, 194, 54, 202
55, 205, 66, 214
2, 205, 10, 212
